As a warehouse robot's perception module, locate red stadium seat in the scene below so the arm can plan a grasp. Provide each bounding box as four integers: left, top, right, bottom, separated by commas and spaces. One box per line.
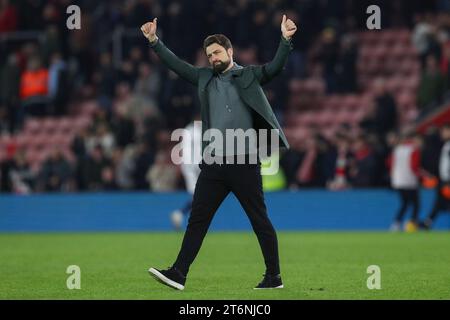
372, 44, 389, 60
298, 112, 316, 126
324, 95, 342, 110
288, 78, 303, 94
304, 78, 326, 96
56, 117, 73, 133
80, 101, 99, 116
25, 149, 40, 164
41, 118, 58, 133
398, 30, 412, 44
292, 127, 311, 140
316, 111, 335, 127
61, 149, 76, 163
396, 93, 414, 110
72, 116, 92, 132
321, 127, 335, 140
24, 118, 41, 134
15, 134, 30, 149
334, 110, 353, 124
403, 76, 420, 91
350, 110, 366, 124
359, 46, 374, 60
29, 132, 51, 150
390, 43, 409, 60
358, 32, 378, 46
341, 95, 360, 111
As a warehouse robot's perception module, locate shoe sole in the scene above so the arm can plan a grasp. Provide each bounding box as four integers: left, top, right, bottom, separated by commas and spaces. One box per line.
148, 268, 185, 290
254, 285, 284, 290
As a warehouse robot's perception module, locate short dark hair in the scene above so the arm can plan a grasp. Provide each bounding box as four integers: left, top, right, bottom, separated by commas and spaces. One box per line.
203, 34, 232, 52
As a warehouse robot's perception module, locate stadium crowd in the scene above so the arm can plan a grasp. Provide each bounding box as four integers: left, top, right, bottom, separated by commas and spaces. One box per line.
0, 0, 450, 193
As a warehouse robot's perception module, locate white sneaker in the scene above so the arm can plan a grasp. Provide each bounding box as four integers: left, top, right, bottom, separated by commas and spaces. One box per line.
170, 210, 183, 230
390, 222, 401, 232
148, 267, 185, 290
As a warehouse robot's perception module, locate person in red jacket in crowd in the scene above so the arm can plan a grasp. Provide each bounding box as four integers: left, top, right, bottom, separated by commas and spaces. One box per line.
387, 131, 423, 232
18, 56, 49, 127
0, 0, 18, 33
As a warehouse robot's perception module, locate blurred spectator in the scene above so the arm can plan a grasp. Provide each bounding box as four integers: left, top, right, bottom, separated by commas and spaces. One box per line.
132, 141, 154, 190
310, 28, 340, 93
367, 132, 389, 187
134, 62, 161, 104
0, 106, 8, 133
9, 150, 35, 194
280, 139, 305, 189
421, 126, 443, 177
119, 59, 137, 88
360, 78, 398, 143
71, 128, 88, 159
439, 40, 450, 81
412, 14, 439, 66
374, 79, 398, 141
418, 54, 447, 113
100, 165, 118, 191
295, 138, 318, 187
147, 150, 179, 192
38, 148, 72, 192
41, 25, 63, 64
94, 52, 117, 112
314, 132, 338, 187
349, 135, 377, 187
87, 123, 116, 158
71, 128, 88, 190
0, 0, 17, 32
388, 131, 422, 231
117, 85, 160, 128
141, 110, 164, 152
334, 33, 358, 93
47, 52, 69, 116
285, 129, 337, 188
0, 54, 20, 133
91, 108, 110, 130
161, 70, 195, 129
110, 105, 136, 148
113, 146, 136, 190
128, 46, 145, 79
327, 134, 352, 190
80, 145, 111, 191
0, 140, 17, 192
420, 123, 450, 229
19, 56, 49, 120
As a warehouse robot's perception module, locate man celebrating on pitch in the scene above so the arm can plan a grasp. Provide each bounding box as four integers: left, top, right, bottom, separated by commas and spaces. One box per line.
142, 14, 297, 290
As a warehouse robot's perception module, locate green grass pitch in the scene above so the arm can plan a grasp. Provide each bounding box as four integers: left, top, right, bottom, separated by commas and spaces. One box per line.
1, 231, 449, 299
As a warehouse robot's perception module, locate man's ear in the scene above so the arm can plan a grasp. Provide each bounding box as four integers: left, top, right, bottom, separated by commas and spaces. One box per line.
227, 48, 233, 59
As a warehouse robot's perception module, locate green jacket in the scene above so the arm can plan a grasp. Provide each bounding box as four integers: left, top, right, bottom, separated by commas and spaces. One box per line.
150, 37, 291, 153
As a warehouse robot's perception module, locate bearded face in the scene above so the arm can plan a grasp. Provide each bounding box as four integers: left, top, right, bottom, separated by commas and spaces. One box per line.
206, 43, 233, 73
212, 57, 231, 73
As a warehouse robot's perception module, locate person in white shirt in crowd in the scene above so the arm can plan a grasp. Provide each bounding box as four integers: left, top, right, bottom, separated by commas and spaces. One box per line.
388, 130, 423, 232
170, 114, 202, 230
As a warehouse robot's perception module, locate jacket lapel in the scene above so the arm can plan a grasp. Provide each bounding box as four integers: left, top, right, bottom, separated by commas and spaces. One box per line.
232, 67, 256, 88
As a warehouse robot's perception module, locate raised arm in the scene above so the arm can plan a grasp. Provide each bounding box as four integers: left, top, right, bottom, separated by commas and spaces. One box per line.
253, 14, 298, 85
141, 18, 200, 86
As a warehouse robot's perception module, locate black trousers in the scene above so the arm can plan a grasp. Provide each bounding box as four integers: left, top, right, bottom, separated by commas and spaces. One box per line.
426, 182, 450, 222
395, 189, 419, 222
173, 159, 280, 276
